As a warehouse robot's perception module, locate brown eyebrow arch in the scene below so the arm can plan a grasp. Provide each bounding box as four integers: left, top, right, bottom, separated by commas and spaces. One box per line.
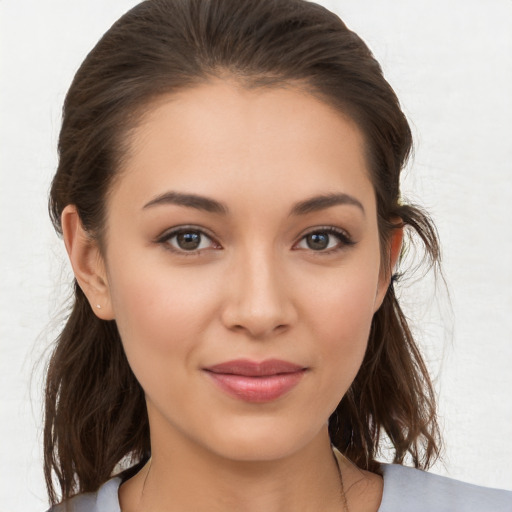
290, 193, 365, 216
143, 191, 228, 214
143, 191, 364, 217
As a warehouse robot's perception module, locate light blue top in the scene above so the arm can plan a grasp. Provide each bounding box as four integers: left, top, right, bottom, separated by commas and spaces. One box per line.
49, 464, 512, 512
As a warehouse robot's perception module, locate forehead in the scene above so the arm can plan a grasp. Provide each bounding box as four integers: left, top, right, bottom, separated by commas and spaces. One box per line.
112, 80, 375, 217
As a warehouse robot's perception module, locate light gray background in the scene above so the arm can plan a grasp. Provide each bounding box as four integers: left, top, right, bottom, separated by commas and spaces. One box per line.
1, 1, 511, 510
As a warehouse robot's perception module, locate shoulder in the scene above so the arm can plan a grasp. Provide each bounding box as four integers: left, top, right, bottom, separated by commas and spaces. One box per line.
46, 477, 122, 512
379, 464, 512, 512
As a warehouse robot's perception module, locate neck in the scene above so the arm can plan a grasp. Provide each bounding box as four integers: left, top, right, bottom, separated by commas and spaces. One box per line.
121, 427, 346, 512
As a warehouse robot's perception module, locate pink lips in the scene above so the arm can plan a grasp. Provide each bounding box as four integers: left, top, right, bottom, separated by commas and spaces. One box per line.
204, 359, 307, 403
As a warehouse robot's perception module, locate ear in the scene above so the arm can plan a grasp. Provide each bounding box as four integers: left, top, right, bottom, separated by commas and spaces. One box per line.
61, 205, 115, 320
374, 224, 404, 312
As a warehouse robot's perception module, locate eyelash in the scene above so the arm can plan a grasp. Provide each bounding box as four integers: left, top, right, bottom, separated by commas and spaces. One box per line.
293, 226, 355, 254
155, 225, 220, 256
155, 225, 355, 256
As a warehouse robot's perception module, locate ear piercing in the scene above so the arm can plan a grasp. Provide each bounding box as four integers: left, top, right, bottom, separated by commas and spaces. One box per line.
96, 304, 102, 309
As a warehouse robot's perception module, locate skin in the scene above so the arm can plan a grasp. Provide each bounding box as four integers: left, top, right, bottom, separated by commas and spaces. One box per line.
62, 80, 402, 512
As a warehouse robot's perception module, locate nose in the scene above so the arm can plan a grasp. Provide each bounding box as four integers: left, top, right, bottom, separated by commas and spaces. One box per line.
220, 249, 297, 340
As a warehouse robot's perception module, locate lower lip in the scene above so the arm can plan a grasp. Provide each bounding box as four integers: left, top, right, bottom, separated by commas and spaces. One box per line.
206, 371, 306, 403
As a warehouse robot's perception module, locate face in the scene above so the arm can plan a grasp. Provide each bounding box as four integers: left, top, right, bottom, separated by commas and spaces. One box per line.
97, 81, 391, 462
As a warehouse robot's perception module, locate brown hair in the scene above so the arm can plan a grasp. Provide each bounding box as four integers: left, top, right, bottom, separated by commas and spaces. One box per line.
46, 0, 441, 504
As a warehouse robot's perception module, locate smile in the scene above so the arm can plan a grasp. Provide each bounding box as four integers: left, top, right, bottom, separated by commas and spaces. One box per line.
203, 359, 308, 403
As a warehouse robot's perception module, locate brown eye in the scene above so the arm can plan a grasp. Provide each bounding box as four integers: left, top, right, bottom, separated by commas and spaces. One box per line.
295, 227, 354, 252
158, 227, 219, 253
176, 231, 202, 250
305, 232, 330, 250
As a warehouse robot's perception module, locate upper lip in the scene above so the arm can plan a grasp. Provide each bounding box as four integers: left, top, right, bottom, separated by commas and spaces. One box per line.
204, 359, 306, 377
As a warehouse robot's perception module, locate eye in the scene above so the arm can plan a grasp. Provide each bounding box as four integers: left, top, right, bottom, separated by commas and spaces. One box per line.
295, 227, 354, 252
157, 227, 220, 253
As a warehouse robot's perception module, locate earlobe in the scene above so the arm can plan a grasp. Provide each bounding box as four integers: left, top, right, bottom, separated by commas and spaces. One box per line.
374, 225, 404, 312
61, 205, 115, 320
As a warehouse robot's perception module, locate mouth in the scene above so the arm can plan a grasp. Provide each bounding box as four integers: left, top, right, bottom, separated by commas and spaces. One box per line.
203, 359, 308, 403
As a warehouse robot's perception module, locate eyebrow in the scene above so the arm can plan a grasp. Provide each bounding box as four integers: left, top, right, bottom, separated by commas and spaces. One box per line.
290, 193, 365, 216
143, 191, 365, 216
143, 191, 228, 214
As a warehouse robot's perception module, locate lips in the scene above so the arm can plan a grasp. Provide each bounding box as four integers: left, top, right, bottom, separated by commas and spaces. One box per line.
204, 359, 307, 403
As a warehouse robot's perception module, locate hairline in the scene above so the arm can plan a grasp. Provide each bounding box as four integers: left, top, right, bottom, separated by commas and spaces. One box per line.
95, 73, 381, 256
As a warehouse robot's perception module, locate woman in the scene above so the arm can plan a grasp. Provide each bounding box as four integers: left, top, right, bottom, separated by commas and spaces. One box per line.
44, 0, 512, 511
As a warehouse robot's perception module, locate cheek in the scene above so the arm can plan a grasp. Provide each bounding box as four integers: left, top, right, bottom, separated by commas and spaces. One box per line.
316, 284, 375, 364
304, 256, 381, 395
307, 254, 380, 336
106, 257, 221, 370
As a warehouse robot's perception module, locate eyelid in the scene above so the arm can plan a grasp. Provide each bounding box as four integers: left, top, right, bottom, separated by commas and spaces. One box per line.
293, 226, 355, 252
155, 225, 222, 254
154, 224, 354, 255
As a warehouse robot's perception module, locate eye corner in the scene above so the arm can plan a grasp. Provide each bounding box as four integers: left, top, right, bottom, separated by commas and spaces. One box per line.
155, 225, 222, 255
293, 226, 356, 253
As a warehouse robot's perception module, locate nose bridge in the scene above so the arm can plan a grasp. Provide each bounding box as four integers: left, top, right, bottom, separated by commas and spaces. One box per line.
222, 241, 295, 338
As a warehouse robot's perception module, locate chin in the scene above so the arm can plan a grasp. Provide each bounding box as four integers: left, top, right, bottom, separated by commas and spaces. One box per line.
198, 416, 327, 463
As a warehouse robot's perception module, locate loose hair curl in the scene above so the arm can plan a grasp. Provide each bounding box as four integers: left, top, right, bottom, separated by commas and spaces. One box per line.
45, 0, 441, 504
